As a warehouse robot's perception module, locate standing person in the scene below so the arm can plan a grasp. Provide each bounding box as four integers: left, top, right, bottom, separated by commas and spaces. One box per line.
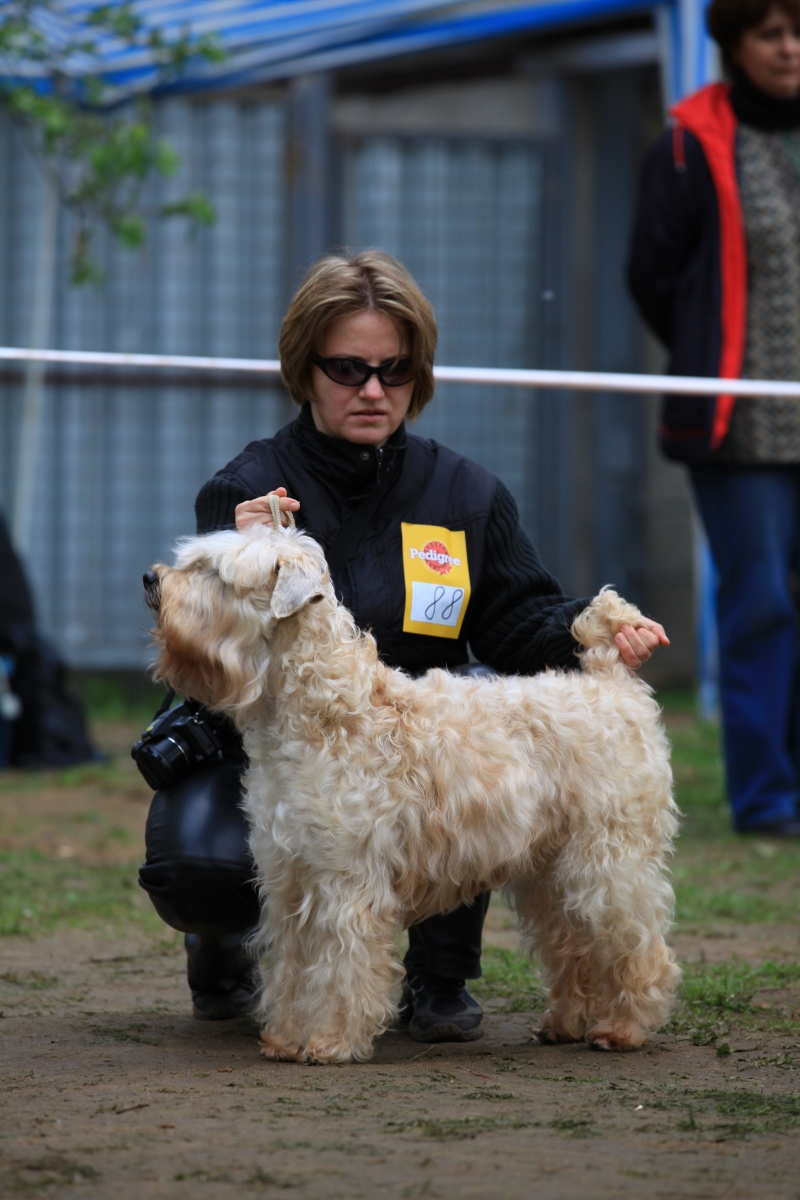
139, 251, 667, 1033
628, 0, 800, 836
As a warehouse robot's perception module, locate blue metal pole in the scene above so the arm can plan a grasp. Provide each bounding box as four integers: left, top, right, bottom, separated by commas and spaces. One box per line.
659, 0, 720, 719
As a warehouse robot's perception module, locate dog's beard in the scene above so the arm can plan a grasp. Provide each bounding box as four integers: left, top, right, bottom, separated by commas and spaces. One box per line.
155, 624, 222, 708
144, 580, 161, 613
154, 576, 272, 720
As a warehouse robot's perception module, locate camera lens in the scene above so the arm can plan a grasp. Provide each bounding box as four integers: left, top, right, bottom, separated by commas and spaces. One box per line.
135, 735, 192, 791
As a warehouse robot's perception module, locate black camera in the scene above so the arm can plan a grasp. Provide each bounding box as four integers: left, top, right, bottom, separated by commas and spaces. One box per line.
131, 696, 237, 790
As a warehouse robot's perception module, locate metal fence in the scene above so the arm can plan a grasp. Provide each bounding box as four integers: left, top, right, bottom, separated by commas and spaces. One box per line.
0, 96, 288, 667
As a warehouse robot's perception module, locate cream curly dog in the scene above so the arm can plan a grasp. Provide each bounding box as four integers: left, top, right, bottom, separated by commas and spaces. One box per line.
146, 524, 680, 1064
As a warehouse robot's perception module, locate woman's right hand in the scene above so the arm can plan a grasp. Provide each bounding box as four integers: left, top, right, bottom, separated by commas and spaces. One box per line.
235, 487, 301, 532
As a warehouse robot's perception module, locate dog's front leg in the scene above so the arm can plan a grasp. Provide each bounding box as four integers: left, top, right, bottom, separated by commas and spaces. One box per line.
260, 886, 401, 1065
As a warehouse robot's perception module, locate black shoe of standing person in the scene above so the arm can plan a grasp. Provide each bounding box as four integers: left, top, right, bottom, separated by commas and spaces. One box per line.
185, 932, 260, 1021
741, 818, 800, 838
399, 970, 483, 1042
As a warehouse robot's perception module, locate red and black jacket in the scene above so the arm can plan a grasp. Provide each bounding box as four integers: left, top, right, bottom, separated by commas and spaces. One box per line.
627, 83, 746, 462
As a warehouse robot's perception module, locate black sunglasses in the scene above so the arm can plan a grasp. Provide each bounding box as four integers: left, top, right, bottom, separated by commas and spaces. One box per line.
313, 355, 415, 388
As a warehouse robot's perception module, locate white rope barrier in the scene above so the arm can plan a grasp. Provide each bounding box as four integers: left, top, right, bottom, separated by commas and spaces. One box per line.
2, 346, 800, 398
0, 348, 282, 374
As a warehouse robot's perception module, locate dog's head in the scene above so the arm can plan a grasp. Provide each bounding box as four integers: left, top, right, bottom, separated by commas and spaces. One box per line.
145, 527, 330, 716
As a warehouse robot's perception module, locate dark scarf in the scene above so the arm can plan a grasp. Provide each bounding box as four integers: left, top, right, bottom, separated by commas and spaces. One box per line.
730, 69, 800, 131
292, 403, 408, 502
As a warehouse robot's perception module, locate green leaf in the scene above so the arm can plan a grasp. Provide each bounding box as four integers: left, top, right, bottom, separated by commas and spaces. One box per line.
110, 213, 145, 248
0, 0, 226, 285
160, 192, 216, 225
154, 139, 179, 177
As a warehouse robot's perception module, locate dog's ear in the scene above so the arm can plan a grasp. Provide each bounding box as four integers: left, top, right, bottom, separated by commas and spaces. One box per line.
270, 559, 324, 619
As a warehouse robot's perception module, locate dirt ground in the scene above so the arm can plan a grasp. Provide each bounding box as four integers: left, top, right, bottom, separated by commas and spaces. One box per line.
3, 716, 800, 1199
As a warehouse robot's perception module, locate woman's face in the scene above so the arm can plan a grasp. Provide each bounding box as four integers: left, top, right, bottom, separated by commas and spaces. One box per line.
309, 309, 415, 446
734, 4, 800, 97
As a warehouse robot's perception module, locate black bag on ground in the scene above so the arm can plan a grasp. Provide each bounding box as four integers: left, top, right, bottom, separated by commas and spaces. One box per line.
0, 512, 98, 769
7, 627, 99, 769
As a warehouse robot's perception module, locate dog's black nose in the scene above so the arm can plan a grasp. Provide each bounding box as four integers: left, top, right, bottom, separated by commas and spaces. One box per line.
143, 569, 161, 611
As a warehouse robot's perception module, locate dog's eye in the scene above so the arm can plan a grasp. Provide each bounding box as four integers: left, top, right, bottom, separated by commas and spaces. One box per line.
274, 563, 281, 575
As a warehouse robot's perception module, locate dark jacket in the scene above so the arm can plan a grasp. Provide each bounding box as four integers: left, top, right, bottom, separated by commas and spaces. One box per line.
194, 407, 586, 677
628, 83, 746, 462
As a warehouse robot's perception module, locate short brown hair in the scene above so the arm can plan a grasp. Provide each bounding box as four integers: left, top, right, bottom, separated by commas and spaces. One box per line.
707, 0, 800, 64
278, 250, 438, 420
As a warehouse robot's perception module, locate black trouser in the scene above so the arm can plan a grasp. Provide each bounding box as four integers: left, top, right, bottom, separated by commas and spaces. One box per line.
405, 893, 491, 980
139, 755, 491, 992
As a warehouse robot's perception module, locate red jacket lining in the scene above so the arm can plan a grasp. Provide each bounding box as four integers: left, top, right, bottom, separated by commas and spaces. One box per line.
670, 83, 747, 449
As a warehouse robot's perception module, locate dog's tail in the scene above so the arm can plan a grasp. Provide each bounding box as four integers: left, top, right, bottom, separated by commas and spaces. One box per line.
571, 587, 648, 675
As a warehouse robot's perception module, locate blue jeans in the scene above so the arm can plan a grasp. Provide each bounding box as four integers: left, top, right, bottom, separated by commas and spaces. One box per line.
690, 466, 800, 831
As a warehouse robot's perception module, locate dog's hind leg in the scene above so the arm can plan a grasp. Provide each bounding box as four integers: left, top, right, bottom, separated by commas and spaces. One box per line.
517, 836, 679, 1051
578, 856, 680, 1051
259, 887, 401, 1065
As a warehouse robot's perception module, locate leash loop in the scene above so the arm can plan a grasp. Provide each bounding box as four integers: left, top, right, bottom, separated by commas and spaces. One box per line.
268, 493, 296, 535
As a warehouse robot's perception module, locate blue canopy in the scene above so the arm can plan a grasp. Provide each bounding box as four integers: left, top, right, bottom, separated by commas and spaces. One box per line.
31, 0, 661, 97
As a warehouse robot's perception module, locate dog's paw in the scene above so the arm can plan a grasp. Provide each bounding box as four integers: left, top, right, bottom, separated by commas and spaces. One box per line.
301, 1039, 366, 1065
530, 1025, 580, 1046
587, 1026, 645, 1052
259, 1032, 305, 1063
259, 1031, 357, 1065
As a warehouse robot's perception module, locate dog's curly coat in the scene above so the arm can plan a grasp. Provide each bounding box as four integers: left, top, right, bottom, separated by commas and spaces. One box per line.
147, 525, 680, 1064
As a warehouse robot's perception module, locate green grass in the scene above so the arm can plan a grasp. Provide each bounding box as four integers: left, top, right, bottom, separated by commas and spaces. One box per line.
661, 693, 727, 825
663, 693, 800, 928
390, 1113, 597, 1140
668, 958, 800, 1044
0, 756, 148, 799
389, 1116, 533, 1140
0, 850, 162, 937
648, 1086, 800, 1138
673, 868, 800, 925
7, 1155, 100, 1191
70, 670, 165, 726
471, 946, 545, 1010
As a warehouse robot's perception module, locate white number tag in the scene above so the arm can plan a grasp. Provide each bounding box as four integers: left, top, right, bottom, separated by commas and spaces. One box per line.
409, 581, 466, 628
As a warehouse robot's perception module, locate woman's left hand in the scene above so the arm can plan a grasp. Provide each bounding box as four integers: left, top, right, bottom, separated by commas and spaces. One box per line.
615, 619, 670, 670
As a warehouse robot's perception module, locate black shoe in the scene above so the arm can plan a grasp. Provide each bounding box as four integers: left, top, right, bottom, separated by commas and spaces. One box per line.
185, 932, 259, 1021
741, 818, 800, 837
400, 971, 483, 1042
191, 979, 259, 1021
